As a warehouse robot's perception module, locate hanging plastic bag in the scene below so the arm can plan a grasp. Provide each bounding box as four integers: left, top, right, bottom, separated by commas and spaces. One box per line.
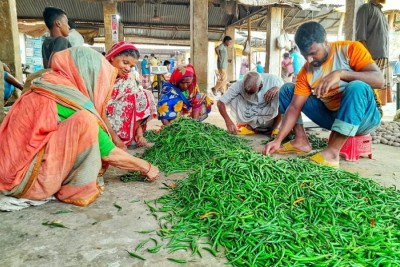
242, 39, 251, 56
276, 32, 291, 50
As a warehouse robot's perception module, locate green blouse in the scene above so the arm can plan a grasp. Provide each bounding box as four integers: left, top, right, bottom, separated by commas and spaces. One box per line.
57, 104, 115, 157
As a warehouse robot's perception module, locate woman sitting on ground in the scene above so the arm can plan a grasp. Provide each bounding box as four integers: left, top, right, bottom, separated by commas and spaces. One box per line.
105, 41, 157, 148
0, 47, 159, 207
3, 67, 24, 104
157, 65, 213, 125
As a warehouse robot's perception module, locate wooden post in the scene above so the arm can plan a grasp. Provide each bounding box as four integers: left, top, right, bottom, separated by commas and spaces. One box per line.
337, 12, 345, 40
344, 0, 364, 40
247, 17, 252, 70
103, 2, 118, 52
226, 26, 236, 81
0, 0, 22, 81
265, 7, 283, 76
190, 0, 208, 92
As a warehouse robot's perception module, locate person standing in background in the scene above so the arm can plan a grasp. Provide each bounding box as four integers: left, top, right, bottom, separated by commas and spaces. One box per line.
168, 54, 176, 73
256, 61, 264, 74
290, 46, 305, 81
393, 54, 400, 84
141, 55, 150, 89
281, 53, 294, 83
41, 7, 71, 68
393, 55, 400, 76
211, 36, 232, 96
149, 53, 158, 83
67, 19, 84, 47
239, 58, 249, 80
356, 0, 391, 104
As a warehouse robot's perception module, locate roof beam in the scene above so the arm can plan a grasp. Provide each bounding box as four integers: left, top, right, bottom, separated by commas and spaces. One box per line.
284, 10, 334, 30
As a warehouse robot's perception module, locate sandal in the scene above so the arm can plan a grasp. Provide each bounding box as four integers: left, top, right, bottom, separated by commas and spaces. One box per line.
275, 141, 308, 155
309, 152, 339, 168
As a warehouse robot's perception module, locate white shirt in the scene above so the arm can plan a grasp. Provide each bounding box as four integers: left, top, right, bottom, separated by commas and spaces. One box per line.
67, 29, 84, 47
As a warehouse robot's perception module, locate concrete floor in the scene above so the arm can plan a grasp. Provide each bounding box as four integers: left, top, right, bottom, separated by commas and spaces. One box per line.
1, 101, 399, 267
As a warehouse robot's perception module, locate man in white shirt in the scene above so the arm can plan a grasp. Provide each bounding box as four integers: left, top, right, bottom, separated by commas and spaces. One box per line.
67, 20, 84, 47
217, 71, 283, 135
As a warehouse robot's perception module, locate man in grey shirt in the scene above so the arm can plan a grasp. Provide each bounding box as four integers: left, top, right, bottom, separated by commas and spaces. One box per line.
212, 36, 232, 96
217, 71, 283, 135
356, 0, 391, 104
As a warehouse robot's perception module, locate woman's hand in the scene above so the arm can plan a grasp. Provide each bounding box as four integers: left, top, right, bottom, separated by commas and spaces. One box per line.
142, 164, 160, 182
103, 148, 160, 182
114, 136, 127, 150
135, 136, 148, 147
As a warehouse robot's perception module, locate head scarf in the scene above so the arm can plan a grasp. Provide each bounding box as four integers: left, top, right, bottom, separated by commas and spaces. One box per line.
40, 47, 118, 117
169, 64, 197, 94
105, 41, 139, 61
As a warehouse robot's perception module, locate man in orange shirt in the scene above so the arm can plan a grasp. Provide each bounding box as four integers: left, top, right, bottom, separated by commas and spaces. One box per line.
263, 22, 384, 168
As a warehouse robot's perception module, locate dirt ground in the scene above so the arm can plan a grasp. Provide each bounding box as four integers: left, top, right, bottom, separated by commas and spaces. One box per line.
1, 101, 399, 267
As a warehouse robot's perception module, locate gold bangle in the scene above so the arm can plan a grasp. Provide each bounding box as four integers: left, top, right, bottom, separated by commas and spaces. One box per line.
142, 162, 152, 175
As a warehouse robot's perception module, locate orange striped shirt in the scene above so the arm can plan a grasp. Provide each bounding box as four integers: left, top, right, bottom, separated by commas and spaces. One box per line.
294, 41, 376, 111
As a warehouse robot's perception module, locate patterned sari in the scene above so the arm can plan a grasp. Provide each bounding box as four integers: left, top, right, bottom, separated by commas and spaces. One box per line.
106, 73, 157, 145
157, 65, 213, 122
0, 47, 117, 206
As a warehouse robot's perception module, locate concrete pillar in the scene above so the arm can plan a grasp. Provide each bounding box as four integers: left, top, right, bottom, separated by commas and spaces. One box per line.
0, 0, 22, 81
344, 0, 364, 40
190, 0, 208, 92
226, 26, 236, 81
265, 7, 283, 76
103, 2, 118, 52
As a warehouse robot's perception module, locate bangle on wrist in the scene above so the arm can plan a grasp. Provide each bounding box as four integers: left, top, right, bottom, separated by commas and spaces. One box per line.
142, 162, 152, 175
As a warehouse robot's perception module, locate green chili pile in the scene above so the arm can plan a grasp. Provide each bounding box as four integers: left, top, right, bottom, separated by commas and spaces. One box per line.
141, 118, 251, 174
149, 151, 400, 266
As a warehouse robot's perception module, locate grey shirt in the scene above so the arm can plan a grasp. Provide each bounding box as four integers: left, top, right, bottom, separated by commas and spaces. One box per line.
356, 2, 389, 59
216, 43, 228, 70
42, 36, 71, 68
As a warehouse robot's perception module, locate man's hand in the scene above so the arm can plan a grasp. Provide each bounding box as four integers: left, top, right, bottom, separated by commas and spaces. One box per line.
313, 70, 341, 98
262, 140, 282, 155
226, 121, 238, 134
263, 87, 279, 103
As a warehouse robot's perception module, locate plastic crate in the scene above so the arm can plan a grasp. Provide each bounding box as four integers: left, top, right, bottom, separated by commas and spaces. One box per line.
337, 134, 373, 161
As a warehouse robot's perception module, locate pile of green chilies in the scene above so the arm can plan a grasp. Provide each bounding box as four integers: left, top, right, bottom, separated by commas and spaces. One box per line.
142, 118, 251, 174
149, 151, 400, 266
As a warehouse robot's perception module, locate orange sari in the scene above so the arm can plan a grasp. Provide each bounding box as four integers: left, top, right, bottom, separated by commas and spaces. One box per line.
0, 47, 117, 206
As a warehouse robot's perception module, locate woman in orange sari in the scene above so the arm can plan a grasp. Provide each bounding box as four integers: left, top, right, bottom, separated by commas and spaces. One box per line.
0, 47, 159, 207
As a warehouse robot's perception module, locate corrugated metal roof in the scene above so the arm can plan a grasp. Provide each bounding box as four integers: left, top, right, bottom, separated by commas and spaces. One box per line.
16, 0, 103, 22
14, 0, 400, 44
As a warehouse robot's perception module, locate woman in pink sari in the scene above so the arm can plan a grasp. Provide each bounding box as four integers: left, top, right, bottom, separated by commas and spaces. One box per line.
0, 47, 159, 207
105, 41, 157, 147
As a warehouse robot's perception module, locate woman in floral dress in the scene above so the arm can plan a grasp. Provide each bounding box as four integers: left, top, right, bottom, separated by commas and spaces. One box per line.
106, 41, 157, 147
